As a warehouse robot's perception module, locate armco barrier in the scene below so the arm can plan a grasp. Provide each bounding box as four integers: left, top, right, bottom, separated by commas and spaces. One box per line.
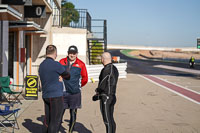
86, 62, 127, 82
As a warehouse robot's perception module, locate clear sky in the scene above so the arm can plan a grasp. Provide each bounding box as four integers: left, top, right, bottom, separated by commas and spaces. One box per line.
71, 0, 200, 47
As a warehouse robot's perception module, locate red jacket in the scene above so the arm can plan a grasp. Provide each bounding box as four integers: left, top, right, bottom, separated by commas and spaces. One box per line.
59, 57, 88, 94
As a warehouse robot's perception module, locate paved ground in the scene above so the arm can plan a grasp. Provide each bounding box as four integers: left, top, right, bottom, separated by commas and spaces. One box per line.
9, 73, 200, 133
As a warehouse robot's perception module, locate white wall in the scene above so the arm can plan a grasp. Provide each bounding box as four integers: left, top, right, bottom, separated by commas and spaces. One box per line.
53, 33, 86, 56
52, 27, 88, 63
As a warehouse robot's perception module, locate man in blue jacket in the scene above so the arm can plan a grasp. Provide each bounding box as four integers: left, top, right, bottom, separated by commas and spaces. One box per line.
39, 45, 70, 133
59, 45, 88, 133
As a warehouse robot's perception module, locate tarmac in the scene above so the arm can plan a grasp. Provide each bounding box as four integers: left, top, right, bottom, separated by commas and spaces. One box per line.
4, 73, 200, 133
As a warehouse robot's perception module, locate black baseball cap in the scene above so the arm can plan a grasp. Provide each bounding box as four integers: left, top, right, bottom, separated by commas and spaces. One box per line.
68, 45, 78, 53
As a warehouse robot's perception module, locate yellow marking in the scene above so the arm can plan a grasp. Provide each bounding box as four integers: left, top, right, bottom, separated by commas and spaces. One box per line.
26, 94, 37, 96
91, 77, 95, 83
26, 88, 37, 90
27, 78, 37, 87
26, 75, 37, 78
27, 91, 36, 93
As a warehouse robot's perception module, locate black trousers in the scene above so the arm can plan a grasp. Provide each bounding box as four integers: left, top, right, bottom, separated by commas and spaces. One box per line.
62, 109, 77, 133
100, 95, 116, 133
42, 96, 64, 133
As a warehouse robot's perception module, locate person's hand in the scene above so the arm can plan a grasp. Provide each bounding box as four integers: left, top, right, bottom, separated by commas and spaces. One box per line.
95, 88, 102, 93
92, 94, 100, 101
59, 76, 63, 82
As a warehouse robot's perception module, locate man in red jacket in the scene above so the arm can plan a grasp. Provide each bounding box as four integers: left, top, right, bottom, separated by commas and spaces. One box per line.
59, 45, 88, 133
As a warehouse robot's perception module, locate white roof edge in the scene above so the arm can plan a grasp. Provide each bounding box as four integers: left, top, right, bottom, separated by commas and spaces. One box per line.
10, 21, 41, 29
0, 4, 22, 18
25, 30, 47, 34
27, 21, 41, 28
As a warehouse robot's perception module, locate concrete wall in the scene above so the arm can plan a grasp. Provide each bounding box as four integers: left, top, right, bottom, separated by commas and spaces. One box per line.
31, 13, 53, 75
52, 27, 88, 63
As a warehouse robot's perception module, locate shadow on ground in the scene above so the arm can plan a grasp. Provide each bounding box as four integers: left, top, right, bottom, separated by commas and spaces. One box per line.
59, 119, 92, 133
22, 115, 44, 133
22, 116, 92, 133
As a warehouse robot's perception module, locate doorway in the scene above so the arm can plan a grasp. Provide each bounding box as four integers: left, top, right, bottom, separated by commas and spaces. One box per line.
8, 32, 15, 78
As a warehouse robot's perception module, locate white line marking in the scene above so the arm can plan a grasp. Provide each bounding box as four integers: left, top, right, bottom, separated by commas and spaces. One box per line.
138, 74, 200, 105
150, 75, 200, 95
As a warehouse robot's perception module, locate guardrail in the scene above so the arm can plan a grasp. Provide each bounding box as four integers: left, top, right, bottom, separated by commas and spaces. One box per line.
32, 62, 127, 83
86, 62, 127, 82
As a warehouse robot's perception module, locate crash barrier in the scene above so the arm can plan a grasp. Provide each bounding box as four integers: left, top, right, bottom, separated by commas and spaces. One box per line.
86, 62, 127, 82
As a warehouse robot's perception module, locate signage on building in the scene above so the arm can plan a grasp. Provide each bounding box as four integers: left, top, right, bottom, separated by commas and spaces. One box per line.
25, 75, 38, 100
2, 0, 32, 5
24, 6, 46, 18
197, 38, 200, 49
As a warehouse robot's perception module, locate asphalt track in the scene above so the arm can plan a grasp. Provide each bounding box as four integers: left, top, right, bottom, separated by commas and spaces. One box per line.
109, 49, 200, 105
13, 49, 200, 133
109, 49, 200, 75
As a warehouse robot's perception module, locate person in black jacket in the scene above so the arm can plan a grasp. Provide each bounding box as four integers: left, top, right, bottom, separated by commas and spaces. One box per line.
92, 52, 119, 133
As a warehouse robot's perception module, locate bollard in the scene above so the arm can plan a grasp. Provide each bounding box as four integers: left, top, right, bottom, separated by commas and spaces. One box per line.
91, 78, 95, 83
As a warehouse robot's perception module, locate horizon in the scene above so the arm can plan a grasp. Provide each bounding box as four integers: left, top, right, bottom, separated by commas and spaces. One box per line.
108, 43, 198, 48
71, 0, 200, 48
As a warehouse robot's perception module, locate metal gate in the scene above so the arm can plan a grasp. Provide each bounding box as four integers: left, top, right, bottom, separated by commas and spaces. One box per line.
87, 19, 107, 65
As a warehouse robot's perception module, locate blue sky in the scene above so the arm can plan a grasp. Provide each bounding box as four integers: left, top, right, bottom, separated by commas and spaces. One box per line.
71, 0, 200, 47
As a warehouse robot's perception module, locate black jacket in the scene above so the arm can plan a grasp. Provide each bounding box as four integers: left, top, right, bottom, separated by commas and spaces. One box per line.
96, 63, 119, 96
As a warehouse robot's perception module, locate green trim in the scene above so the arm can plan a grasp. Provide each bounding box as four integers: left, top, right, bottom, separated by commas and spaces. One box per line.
120, 49, 138, 58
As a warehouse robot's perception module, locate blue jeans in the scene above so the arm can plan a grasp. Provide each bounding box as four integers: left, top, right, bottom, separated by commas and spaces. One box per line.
42, 96, 63, 133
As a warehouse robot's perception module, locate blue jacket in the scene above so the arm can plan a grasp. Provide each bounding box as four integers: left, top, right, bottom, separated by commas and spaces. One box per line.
39, 57, 65, 98
59, 57, 88, 94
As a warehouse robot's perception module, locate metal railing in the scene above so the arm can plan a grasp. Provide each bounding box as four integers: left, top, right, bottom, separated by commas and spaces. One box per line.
52, 8, 91, 32
52, 8, 107, 65
87, 19, 107, 65
89, 19, 107, 40
52, 8, 107, 40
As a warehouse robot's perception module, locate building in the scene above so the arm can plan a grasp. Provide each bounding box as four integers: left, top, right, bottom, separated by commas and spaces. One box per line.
0, 0, 61, 88
0, 0, 107, 90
